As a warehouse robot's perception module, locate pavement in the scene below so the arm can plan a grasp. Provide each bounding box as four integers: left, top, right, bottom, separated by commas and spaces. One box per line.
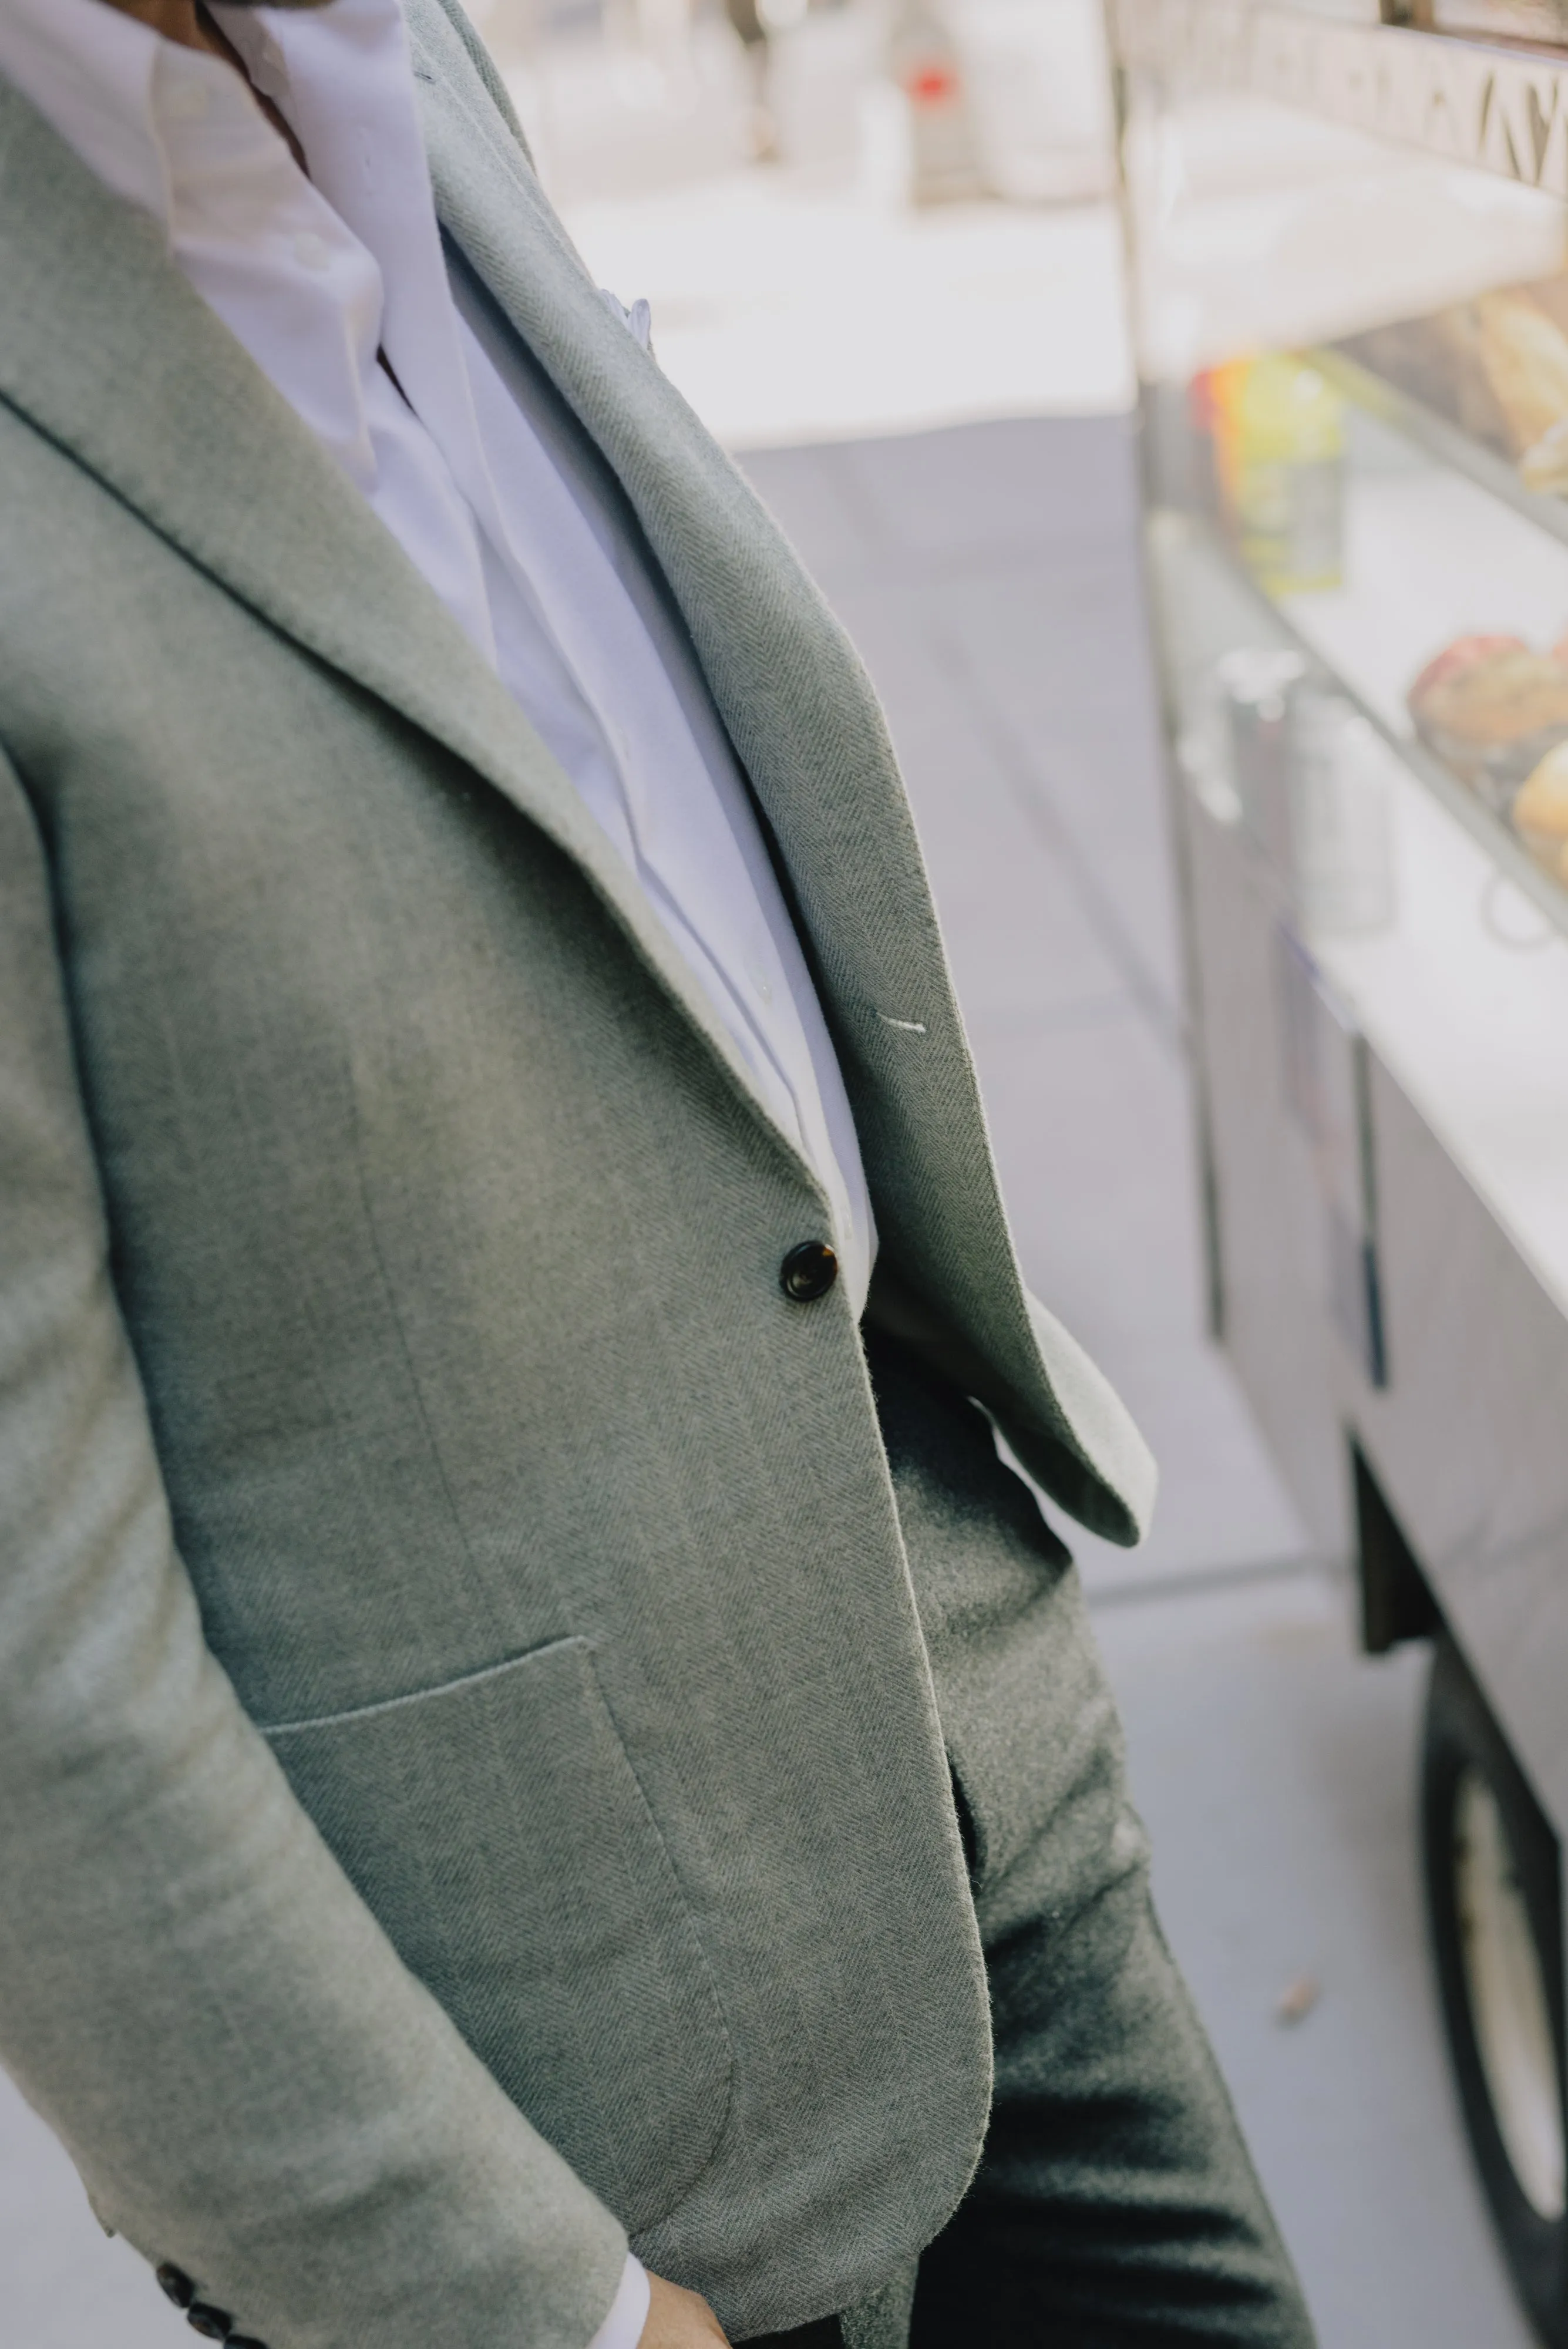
559, 171, 1132, 449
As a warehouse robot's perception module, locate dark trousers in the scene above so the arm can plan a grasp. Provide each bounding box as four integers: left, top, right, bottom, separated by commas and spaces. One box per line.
746, 1338, 1315, 2349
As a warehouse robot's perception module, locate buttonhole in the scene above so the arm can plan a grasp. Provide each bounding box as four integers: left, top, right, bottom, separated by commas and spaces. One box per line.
877, 1013, 928, 1034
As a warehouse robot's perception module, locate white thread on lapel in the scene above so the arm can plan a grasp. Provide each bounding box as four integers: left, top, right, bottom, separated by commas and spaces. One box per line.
599, 288, 653, 349
877, 1014, 928, 1034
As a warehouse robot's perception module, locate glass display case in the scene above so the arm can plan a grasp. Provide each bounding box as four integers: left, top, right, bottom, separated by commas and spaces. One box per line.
1111, 3, 1568, 2317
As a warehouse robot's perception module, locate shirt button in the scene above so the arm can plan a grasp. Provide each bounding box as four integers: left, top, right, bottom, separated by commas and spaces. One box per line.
292, 231, 332, 273
164, 79, 210, 122
780, 1241, 838, 1302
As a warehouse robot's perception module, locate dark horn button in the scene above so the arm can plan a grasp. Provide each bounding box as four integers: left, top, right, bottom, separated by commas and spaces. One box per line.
186, 2306, 233, 2341
780, 1240, 837, 1302
156, 2266, 196, 2311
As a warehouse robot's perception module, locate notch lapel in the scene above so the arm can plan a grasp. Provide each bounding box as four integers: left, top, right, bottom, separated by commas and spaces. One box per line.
0, 72, 788, 1161
408, 2, 1160, 1544
408, 0, 959, 1040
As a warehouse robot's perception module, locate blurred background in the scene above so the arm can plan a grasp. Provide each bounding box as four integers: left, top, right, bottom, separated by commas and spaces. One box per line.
6, 4, 1561, 2345
475, 0, 1129, 445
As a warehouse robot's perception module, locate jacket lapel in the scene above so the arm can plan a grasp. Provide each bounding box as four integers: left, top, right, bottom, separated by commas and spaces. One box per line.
0, 71, 783, 1159
410, 22, 1036, 1316
411, 0, 955, 1044
412, 1, 1156, 1543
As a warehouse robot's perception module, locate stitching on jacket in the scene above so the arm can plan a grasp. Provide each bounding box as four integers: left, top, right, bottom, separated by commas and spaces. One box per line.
260, 1633, 588, 1739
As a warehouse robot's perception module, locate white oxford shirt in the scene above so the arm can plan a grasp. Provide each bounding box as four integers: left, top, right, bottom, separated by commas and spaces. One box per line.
0, 0, 890, 2341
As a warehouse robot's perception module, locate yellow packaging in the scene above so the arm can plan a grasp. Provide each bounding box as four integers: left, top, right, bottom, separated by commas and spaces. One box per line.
1209, 355, 1345, 595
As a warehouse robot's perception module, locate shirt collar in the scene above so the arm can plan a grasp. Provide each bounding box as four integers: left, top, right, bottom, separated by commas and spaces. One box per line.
0, 0, 171, 221
238, 1, 506, 553
225, 2, 442, 351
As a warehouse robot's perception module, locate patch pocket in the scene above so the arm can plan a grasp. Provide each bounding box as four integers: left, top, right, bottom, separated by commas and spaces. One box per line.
264, 1637, 732, 2232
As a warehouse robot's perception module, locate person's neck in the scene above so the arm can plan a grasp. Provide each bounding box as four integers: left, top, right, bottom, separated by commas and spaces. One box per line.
96, 2, 217, 55
93, 1, 312, 172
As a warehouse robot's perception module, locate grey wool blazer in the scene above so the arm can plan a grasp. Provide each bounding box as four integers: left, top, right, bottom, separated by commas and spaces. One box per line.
0, 6, 1155, 2345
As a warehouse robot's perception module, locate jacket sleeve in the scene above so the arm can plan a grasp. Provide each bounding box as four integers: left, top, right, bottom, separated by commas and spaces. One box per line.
0, 760, 629, 2344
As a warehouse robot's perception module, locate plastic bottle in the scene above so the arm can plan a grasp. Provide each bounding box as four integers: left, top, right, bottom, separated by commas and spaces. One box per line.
1210, 355, 1346, 595
1289, 692, 1395, 935
887, 0, 984, 204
